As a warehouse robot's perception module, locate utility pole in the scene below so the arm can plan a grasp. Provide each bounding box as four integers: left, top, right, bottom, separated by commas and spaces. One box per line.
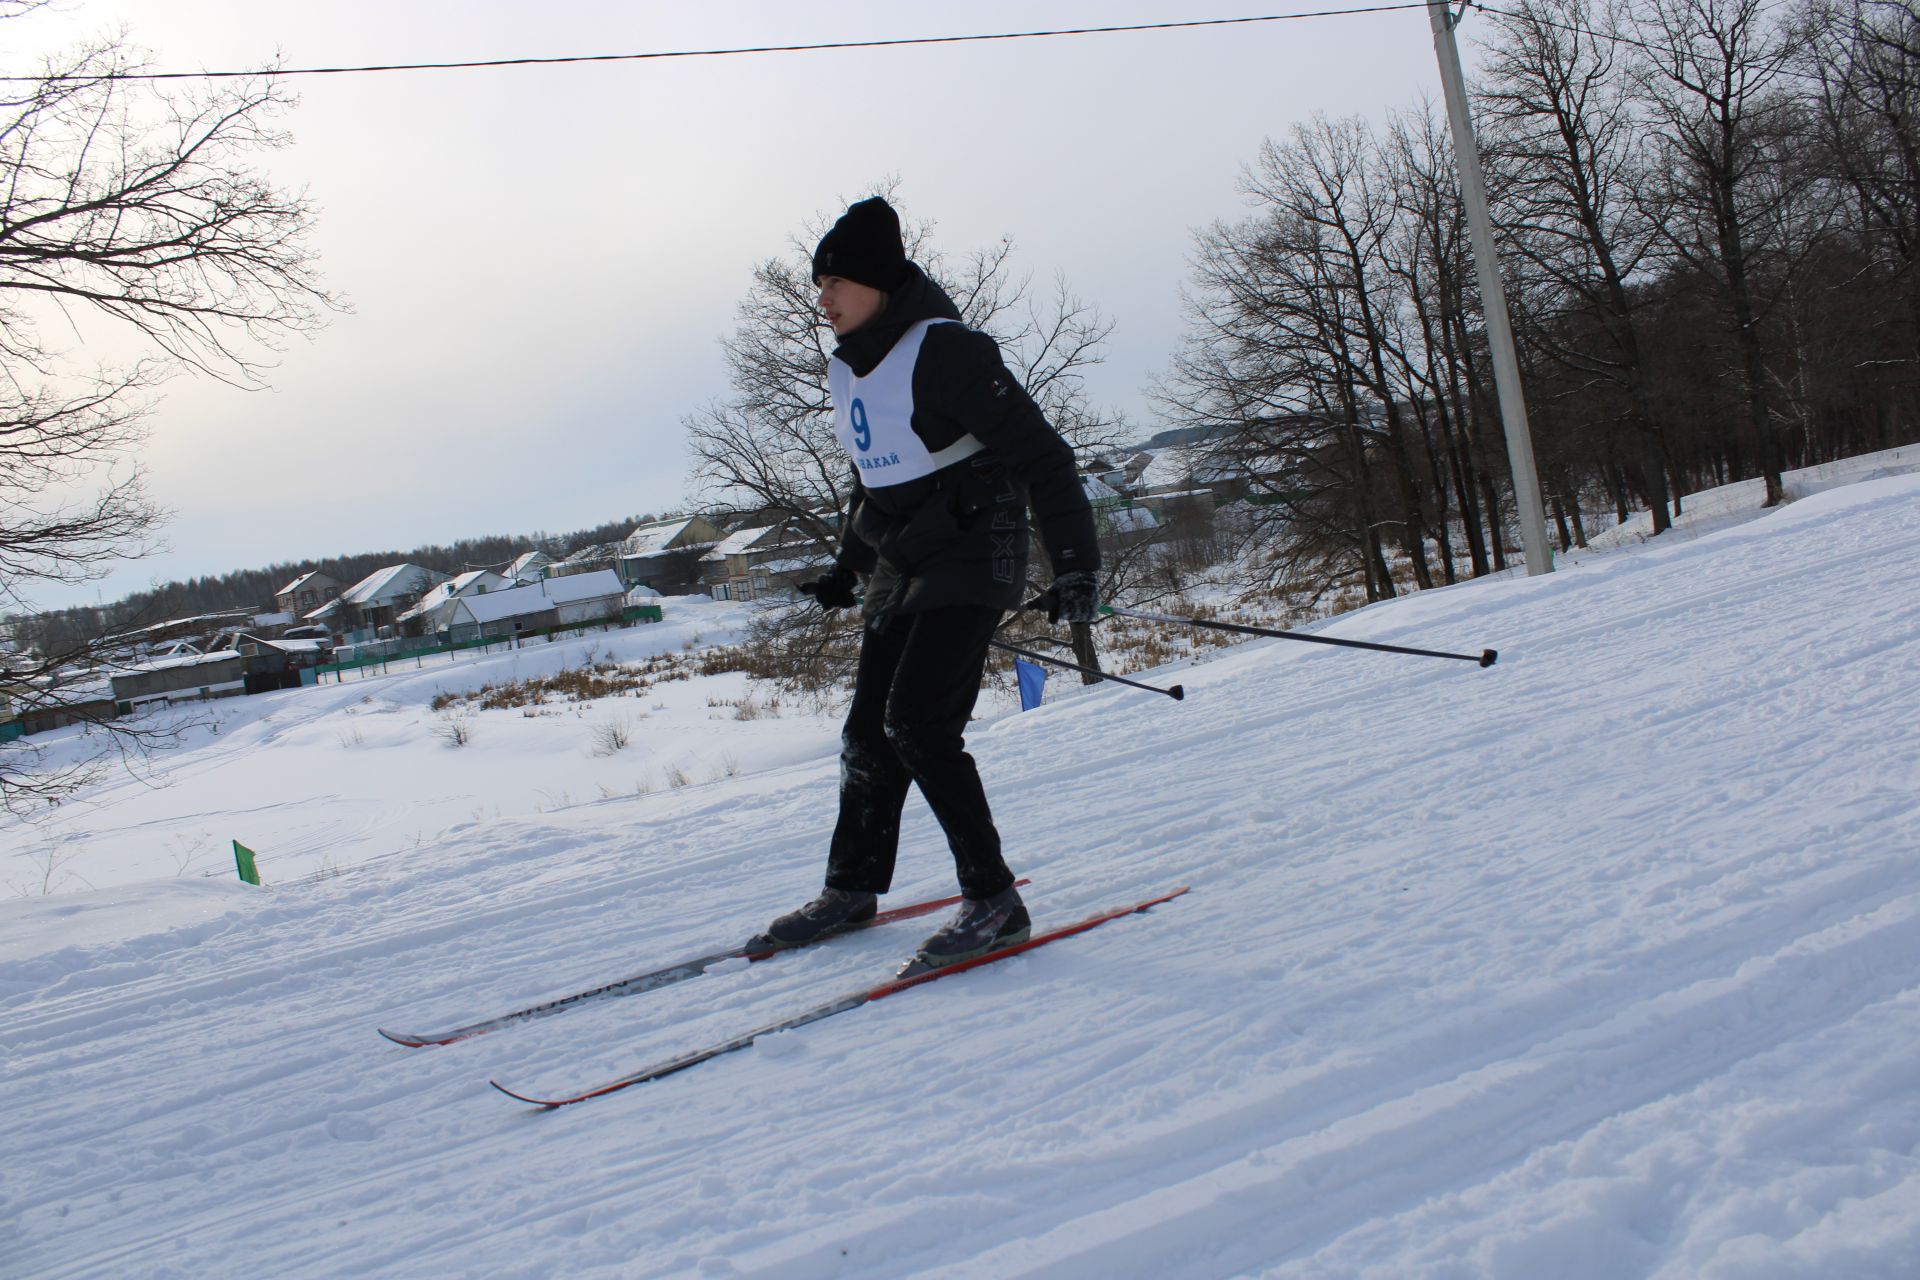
1426, 1, 1554, 575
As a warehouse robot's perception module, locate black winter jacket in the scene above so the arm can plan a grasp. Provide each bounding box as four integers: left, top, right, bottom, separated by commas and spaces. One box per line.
830, 266, 1098, 623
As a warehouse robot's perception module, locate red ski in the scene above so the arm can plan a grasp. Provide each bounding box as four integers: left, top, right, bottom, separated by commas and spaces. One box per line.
492, 886, 1190, 1108
378, 881, 1026, 1049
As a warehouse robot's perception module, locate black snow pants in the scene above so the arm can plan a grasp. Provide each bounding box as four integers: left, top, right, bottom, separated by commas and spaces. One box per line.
824, 605, 1014, 901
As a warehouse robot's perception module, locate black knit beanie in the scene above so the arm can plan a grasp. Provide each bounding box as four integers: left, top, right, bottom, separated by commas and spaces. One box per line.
812, 197, 909, 292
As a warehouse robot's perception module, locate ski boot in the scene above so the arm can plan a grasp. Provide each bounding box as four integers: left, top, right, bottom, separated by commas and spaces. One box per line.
899, 884, 1031, 975
748, 887, 877, 951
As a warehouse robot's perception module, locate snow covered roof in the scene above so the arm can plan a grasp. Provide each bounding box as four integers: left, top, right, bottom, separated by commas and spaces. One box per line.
621, 522, 686, 557
558, 542, 620, 567
122, 611, 251, 639
450, 587, 544, 626
1138, 447, 1239, 492
622, 518, 703, 558
1104, 507, 1159, 534
757, 554, 832, 576
541, 569, 623, 605
17, 674, 113, 706
256, 637, 330, 656
277, 570, 327, 597
1137, 448, 1196, 490
120, 649, 243, 675
505, 550, 553, 582
1082, 475, 1123, 503
341, 564, 443, 607
398, 571, 509, 621
703, 526, 821, 563
447, 570, 625, 625
705, 526, 774, 559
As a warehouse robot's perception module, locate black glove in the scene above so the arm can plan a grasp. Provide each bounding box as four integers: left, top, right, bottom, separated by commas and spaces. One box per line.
798, 565, 859, 611
1040, 570, 1099, 624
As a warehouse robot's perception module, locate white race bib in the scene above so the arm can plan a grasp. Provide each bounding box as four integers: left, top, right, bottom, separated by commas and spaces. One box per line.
829, 318, 983, 488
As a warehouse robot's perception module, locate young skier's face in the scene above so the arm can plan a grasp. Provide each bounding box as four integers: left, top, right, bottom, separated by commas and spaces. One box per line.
816, 275, 887, 336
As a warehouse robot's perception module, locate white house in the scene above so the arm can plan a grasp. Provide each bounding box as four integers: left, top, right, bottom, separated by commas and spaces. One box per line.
396, 570, 512, 633
436, 569, 626, 643
311, 563, 450, 640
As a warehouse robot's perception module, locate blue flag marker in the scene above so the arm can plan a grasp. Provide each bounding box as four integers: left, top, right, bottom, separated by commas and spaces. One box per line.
1015, 658, 1047, 711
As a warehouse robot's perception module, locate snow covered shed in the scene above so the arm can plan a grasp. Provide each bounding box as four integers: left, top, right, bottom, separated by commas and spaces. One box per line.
110, 650, 247, 713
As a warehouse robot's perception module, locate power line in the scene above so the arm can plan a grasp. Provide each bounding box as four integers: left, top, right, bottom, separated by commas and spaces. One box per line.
2, 5, 1436, 83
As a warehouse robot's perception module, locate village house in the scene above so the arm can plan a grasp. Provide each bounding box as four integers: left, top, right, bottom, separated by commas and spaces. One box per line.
1081, 453, 1146, 494
432, 568, 628, 644
112, 611, 256, 656
547, 542, 622, 579
231, 633, 334, 692
615, 515, 725, 596
309, 564, 449, 642
699, 520, 831, 602
1082, 474, 1161, 544
274, 570, 343, 620
503, 550, 554, 584
1135, 443, 1246, 503
394, 570, 513, 636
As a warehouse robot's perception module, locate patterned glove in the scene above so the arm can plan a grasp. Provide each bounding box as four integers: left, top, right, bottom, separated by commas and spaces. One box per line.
798, 565, 859, 611
1041, 570, 1099, 624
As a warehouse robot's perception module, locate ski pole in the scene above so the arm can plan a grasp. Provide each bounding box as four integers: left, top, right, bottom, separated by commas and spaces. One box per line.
990, 639, 1185, 701
1099, 605, 1497, 668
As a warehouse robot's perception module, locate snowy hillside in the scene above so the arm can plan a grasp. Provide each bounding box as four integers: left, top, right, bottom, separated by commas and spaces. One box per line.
4, 470, 1919, 1278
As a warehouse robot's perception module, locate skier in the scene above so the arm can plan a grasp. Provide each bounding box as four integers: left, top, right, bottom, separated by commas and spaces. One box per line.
752, 195, 1100, 968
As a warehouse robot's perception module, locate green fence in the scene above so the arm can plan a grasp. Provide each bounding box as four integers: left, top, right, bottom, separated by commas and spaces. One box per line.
317, 633, 497, 676
315, 607, 665, 681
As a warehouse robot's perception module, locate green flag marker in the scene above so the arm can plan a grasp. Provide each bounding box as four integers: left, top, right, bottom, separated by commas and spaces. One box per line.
232, 840, 260, 886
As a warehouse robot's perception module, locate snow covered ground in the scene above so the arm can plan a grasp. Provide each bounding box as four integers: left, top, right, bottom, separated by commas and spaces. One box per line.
1, 600, 853, 895
1580, 442, 1920, 553
4, 461, 1919, 1278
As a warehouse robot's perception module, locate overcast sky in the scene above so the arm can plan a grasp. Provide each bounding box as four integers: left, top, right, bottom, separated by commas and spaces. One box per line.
12, 1, 1462, 612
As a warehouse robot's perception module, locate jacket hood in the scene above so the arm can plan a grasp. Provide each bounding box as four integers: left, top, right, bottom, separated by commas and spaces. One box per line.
830, 263, 963, 377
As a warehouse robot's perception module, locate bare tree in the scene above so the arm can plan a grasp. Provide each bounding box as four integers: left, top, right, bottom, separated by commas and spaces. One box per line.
1, 11, 340, 807
1798, 0, 1920, 390
1479, 0, 1685, 530
1631, 0, 1812, 505
1163, 117, 1473, 605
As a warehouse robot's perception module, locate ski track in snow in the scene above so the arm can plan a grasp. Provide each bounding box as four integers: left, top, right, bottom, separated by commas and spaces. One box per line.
3, 473, 1919, 1278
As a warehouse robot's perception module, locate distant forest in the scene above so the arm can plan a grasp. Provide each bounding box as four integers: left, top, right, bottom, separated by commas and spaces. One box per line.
23, 512, 661, 646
